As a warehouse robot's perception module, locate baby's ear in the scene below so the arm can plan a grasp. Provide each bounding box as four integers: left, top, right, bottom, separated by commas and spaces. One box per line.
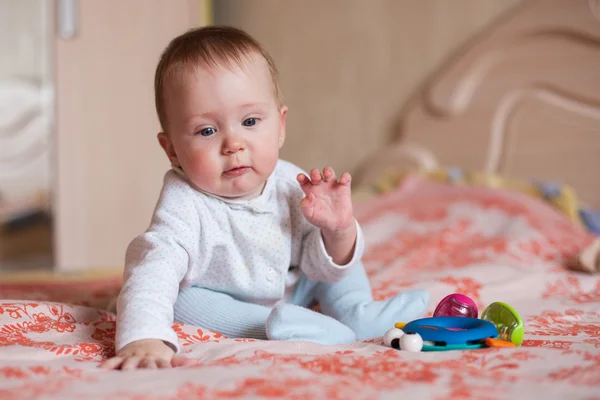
279, 106, 288, 148
157, 132, 180, 167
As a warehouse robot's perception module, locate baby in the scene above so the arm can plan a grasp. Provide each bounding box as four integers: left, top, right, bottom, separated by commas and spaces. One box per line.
102, 26, 428, 370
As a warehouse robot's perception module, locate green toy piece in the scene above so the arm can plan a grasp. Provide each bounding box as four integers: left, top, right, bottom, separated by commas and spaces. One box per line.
480, 302, 524, 346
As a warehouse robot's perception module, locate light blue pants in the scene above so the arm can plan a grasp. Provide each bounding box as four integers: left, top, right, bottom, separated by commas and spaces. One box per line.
174, 263, 428, 344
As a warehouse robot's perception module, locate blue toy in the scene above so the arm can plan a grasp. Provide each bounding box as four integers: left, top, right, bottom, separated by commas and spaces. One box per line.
403, 316, 498, 351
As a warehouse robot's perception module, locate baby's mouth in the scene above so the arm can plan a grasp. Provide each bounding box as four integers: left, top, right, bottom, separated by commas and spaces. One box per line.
223, 166, 251, 177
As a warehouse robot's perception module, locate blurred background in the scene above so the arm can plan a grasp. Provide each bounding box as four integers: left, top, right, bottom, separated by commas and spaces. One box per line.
215, 0, 519, 174
1, 0, 569, 273
1, 1, 53, 271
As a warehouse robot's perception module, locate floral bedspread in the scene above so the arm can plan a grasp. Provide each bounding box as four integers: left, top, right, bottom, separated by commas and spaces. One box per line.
1, 175, 599, 399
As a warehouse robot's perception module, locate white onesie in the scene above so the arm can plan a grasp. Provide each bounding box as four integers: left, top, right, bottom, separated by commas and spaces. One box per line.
115, 159, 365, 352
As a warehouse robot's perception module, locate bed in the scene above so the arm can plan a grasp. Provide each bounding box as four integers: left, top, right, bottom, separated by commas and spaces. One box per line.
1, 0, 599, 398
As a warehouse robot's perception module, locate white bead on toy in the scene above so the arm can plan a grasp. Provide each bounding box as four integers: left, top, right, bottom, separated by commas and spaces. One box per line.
399, 332, 423, 352
383, 327, 405, 348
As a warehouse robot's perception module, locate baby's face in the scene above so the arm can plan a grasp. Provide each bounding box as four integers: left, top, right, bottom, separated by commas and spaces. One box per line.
159, 53, 287, 199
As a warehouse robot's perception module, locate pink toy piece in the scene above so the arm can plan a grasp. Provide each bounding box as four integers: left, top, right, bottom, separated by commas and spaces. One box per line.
433, 293, 478, 318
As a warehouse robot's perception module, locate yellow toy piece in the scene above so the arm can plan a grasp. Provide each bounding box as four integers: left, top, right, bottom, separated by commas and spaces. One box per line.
371, 167, 584, 226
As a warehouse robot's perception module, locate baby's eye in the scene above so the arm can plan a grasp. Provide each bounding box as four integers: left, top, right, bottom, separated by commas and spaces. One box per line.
199, 127, 216, 137
242, 118, 257, 127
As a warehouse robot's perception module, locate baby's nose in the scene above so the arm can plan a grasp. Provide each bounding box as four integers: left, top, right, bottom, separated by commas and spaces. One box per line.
222, 132, 245, 154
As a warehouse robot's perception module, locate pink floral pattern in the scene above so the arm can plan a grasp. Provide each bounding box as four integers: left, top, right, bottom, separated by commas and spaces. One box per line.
0, 175, 598, 399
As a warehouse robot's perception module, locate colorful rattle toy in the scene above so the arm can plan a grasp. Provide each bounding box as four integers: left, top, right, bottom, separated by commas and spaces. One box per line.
383, 293, 524, 352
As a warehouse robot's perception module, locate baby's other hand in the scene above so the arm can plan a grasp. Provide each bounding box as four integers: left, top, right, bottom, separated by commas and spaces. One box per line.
297, 167, 354, 233
100, 339, 196, 370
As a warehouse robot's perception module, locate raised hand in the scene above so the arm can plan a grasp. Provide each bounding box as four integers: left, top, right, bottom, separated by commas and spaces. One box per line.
297, 166, 354, 233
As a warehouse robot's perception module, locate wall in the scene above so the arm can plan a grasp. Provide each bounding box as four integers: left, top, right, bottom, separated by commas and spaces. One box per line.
214, 0, 521, 175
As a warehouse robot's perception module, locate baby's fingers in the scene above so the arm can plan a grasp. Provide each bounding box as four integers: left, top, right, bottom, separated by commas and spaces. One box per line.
300, 193, 316, 219
309, 168, 323, 184
121, 356, 142, 371
99, 356, 124, 370
139, 358, 158, 369
297, 171, 322, 196
297, 173, 309, 185
297, 174, 312, 197
323, 166, 336, 182
339, 172, 352, 186
172, 355, 198, 367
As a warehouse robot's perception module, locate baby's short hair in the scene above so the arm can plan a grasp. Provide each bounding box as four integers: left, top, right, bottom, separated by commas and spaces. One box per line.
154, 25, 283, 131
